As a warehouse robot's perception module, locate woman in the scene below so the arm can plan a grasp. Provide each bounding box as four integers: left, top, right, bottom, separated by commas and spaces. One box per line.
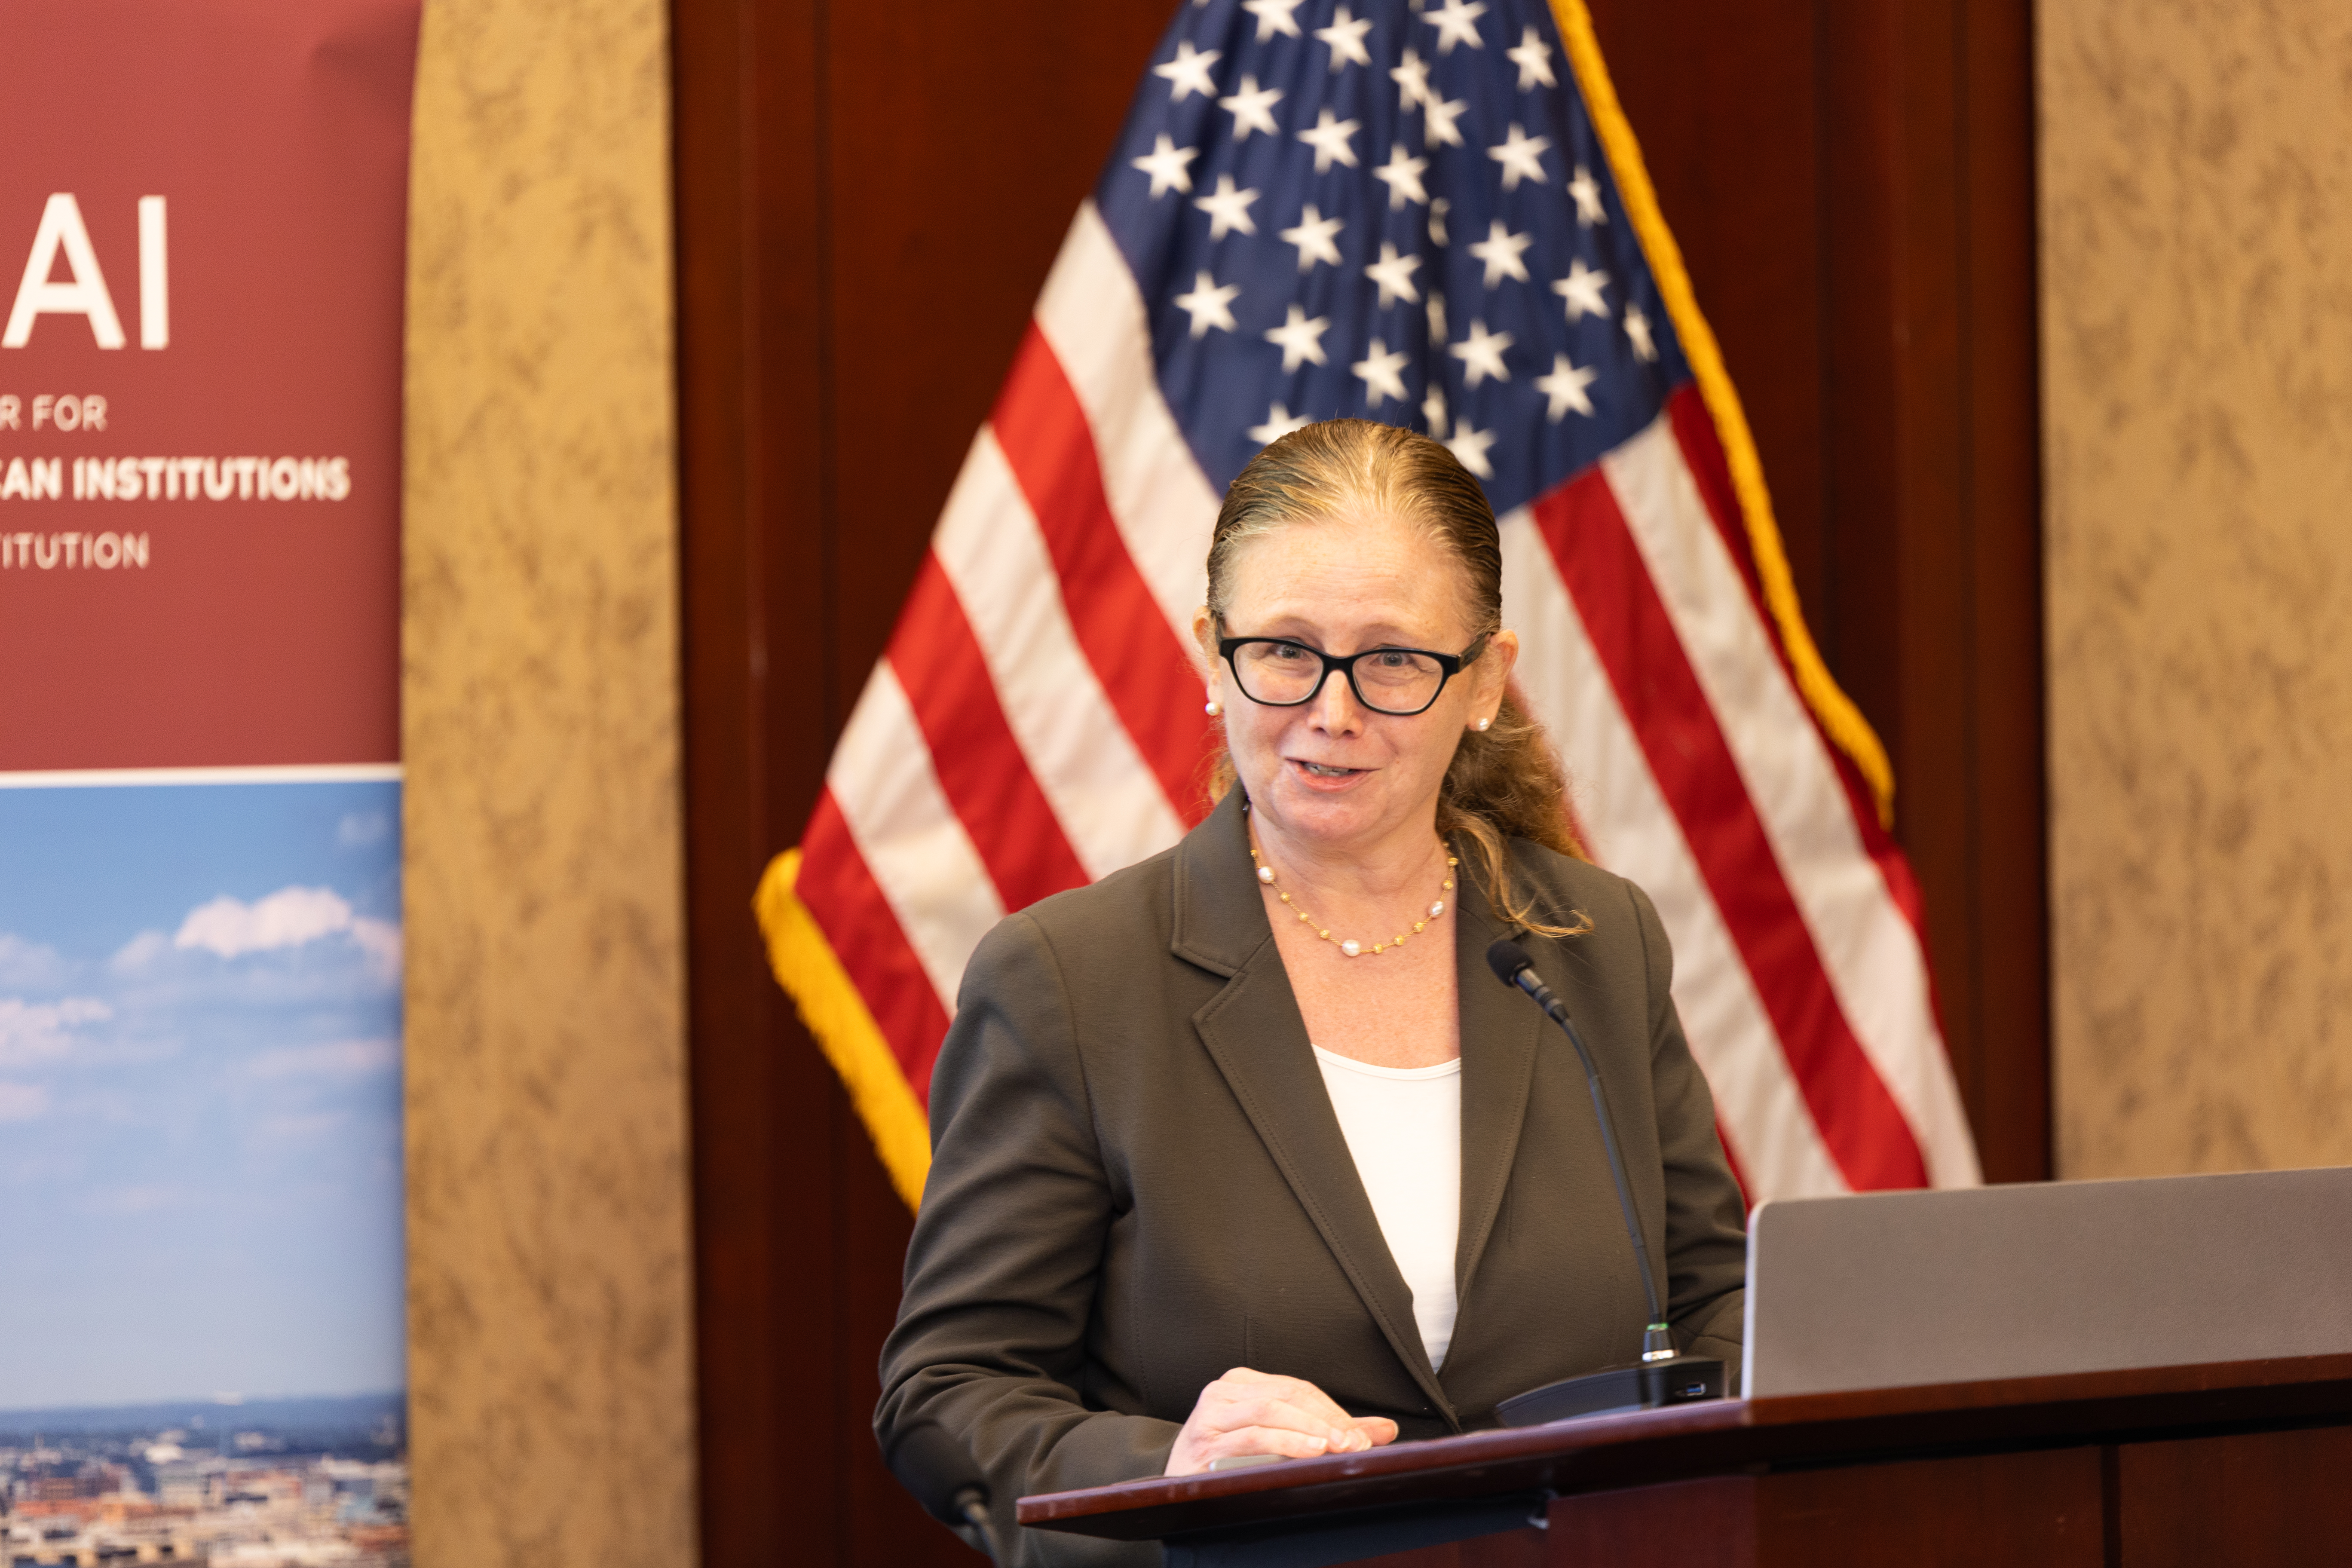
877, 420, 1746, 1564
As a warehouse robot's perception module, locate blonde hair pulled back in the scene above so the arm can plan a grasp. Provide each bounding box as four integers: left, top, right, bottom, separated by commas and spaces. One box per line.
1204, 419, 1589, 937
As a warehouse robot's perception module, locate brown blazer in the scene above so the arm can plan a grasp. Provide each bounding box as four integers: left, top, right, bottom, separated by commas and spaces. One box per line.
876, 789, 1746, 1565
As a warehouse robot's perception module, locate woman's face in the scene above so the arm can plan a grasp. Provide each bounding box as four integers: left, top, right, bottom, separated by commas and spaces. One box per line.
1197, 508, 1516, 858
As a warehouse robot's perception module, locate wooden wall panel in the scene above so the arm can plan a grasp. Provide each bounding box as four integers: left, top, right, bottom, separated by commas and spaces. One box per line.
1568, 9, 1832, 625
1954, 0, 2050, 1183
1585, 0, 2049, 1182
824, 6, 1164, 711
2115, 1426, 2352, 1566
672, 3, 1166, 1562
1546, 1449, 2107, 1567
675, 1, 2046, 1560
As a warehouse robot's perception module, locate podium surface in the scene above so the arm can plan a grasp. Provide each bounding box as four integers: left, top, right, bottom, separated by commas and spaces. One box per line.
1026, 1170, 2352, 1564
1020, 1354, 2352, 1566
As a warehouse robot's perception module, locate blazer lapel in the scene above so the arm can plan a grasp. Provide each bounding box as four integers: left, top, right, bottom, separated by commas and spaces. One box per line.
1450, 851, 1542, 1312
1173, 791, 1455, 1418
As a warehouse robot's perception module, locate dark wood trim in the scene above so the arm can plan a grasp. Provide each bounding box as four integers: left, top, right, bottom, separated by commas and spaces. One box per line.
1951, 0, 2050, 1185
671, 3, 1171, 1561
1020, 1354, 2352, 1540
676, 0, 913, 1562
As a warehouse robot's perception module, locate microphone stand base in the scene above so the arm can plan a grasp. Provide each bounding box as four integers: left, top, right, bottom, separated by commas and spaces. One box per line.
1495, 1355, 1727, 1428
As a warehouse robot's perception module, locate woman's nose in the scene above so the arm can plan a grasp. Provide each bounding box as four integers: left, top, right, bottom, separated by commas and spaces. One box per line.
1311, 668, 1364, 732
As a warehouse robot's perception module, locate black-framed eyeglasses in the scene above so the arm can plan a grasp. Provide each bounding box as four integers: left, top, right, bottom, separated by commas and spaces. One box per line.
1217, 635, 1486, 717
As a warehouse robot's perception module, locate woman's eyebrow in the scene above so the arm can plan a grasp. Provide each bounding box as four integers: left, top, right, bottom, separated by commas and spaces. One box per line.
1243, 614, 1444, 646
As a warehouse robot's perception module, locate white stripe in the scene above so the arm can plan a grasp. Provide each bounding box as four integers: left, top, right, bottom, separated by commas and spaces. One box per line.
1600, 419, 1981, 1187
935, 429, 1187, 880
0, 764, 401, 788
1503, 508, 1848, 1200
1034, 201, 1219, 662
826, 662, 1004, 1011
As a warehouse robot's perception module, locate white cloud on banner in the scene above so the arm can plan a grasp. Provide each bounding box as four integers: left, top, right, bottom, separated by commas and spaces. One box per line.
0, 934, 69, 988
156, 886, 403, 980
175, 886, 355, 956
0, 1081, 51, 1121
348, 919, 401, 977
110, 931, 169, 973
0, 996, 113, 1066
260, 1112, 349, 1143
337, 811, 391, 847
83, 1184, 190, 1215
247, 1038, 398, 1078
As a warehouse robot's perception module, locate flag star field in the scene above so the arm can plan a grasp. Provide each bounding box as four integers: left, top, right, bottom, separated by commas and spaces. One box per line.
1098, 0, 1684, 506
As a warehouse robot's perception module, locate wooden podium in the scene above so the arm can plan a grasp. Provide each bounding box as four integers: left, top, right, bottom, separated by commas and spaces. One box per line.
1018, 1354, 2352, 1567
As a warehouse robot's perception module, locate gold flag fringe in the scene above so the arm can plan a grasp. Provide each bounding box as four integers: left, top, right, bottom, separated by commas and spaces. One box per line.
753, 848, 932, 1210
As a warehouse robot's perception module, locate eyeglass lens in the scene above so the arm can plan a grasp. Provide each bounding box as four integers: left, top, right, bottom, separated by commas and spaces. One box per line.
1229, 640, 1446, 715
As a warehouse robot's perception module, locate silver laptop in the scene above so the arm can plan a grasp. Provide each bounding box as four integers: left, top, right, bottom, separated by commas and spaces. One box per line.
1741, 1164, 2352, 1398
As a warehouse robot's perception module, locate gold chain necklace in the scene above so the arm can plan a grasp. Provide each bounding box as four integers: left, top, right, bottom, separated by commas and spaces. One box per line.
1250, 841, 1458, 959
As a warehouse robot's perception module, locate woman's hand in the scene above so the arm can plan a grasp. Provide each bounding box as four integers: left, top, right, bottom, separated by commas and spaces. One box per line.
1164, 1366, 1401, 1476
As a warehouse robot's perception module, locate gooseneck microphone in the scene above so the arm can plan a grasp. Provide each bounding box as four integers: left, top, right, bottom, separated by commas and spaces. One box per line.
1485, 937, 1727, 1426
883, 1418, 1004, 1561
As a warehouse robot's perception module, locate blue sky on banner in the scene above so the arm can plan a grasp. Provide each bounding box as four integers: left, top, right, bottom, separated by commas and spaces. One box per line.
0, 782, 403, 1410
1097, 0, 1692, 510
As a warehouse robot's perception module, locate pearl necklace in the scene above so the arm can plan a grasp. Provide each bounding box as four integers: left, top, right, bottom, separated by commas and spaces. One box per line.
1250, 842, 1458, 959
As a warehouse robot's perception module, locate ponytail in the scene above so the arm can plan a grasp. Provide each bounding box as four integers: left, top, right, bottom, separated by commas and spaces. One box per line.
1433, 687, 1591, 939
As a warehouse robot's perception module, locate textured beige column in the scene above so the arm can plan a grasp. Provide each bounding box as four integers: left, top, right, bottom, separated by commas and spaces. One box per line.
400, 0, 695, 1557
2041, 1, 2352, 1178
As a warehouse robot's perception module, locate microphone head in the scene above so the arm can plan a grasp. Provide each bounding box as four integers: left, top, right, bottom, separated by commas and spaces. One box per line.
1486, 937, 1534, 989
882, 1417, 988, 1525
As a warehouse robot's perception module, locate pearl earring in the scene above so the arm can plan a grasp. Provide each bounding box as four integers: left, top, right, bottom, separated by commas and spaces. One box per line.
1205, 699, 1222, 717
1474, 717, 1491, 732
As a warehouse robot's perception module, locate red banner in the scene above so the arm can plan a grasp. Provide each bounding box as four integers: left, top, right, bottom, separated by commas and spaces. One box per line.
0, 0, 416, 770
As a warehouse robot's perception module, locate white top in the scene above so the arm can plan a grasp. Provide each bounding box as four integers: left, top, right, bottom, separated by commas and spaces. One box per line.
1311, 1045, 1463, 1370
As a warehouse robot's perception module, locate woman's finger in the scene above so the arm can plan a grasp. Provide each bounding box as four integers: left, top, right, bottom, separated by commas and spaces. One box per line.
1198, 1424, 1341, 1463
1206, 1378, 1383, 1450
1216, 1370, 1356, 1433
1265, 1376, 1357, 1429
1224, 1393, 1357, 1447
1167, 1373, 1392, 1476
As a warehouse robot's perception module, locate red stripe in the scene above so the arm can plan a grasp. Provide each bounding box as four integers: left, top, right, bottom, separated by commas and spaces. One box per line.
797, 790, 953, 1105
990, 325, 1212, 822
887, 552, 1092, 911
1665, 387, 1770, 624
1534, 467, 1929, 1189
1666, 391, 1933, 941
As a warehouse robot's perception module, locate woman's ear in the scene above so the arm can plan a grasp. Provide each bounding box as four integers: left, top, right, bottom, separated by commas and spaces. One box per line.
1482, 629, 1521, 707
1193, 607, 1225, 686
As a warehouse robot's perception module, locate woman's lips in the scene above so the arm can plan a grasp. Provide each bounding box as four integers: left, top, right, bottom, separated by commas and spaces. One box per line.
1288, 757, 1367, 789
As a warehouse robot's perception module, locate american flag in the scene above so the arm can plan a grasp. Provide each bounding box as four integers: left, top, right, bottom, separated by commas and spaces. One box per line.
755, 0, 1981, 1208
